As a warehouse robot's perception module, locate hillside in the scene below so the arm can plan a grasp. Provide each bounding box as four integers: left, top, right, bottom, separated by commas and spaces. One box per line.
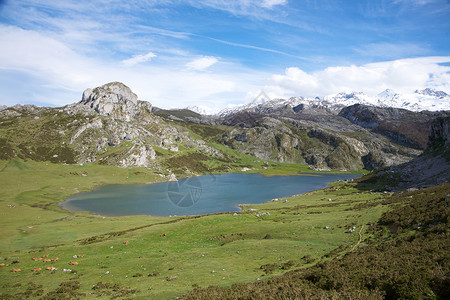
2, 82, 447, 174
181, 182, 450, 299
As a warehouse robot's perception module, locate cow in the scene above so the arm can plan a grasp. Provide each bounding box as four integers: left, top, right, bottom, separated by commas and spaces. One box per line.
0, 263, 5, 267
76, 255, 84, 258
46, 266, 54, 270
124, 240, 129, 244
69, 261, 78, 265
12, 268, 21, 272
52, 257, 59, 261
160, 233, 166, 237
42, 254, 48, 258
43, 259, 51, 263
33, 268, 42, 272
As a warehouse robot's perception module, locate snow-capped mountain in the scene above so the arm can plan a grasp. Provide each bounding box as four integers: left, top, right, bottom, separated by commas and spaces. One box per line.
218, 88, 450, 116
185, 105, 217, 115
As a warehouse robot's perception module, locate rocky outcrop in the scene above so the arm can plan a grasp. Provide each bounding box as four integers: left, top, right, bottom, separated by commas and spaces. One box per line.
380, 116, 450, 190
339, 104, 448, 149
65, 82, 152, 121
217, 114, 419, 171
426, 116, 450, 153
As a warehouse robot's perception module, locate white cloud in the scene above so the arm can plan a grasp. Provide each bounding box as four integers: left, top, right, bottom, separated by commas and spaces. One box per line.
122, 52, 157, 67
261, 0, 287, 9
262, 57, 450, 99
0, 25, 265, 110
185, 56, 219, 70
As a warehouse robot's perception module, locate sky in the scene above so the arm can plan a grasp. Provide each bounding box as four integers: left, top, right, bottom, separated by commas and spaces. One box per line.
0, 0, 449, 112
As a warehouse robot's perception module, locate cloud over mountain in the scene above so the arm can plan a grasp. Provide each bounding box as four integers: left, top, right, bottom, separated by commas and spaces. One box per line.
263, 57, 450, 99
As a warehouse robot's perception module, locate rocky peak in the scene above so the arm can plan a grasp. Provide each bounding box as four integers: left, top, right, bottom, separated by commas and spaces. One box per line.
415, 88, 448, 98
378, 89, 398, 100
82, 82, 138, 106
66, 82, 152, 120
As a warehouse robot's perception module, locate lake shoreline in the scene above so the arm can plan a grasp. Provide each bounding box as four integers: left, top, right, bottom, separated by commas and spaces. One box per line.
60, 172, 361, 217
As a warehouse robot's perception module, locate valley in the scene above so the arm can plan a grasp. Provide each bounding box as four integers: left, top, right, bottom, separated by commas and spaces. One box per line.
0, 82, 448, 299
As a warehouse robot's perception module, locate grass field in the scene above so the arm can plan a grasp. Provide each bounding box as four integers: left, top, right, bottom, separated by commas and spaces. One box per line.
0, 159, 387, 299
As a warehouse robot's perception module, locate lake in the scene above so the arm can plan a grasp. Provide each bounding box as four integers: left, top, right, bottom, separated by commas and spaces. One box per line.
61, 173, 360, 217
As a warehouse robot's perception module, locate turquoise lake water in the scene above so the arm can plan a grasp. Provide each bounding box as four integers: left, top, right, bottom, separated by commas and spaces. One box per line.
61, 173, 360, 217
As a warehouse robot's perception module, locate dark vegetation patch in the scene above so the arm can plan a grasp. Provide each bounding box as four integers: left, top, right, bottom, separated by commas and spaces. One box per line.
355, 168, 403, 191
92, 282, 139, 298
0, 282, 43, 299
164, 152, 210, 174
209, 233, 246, 246
41, 281, 85, 300
260, 260, 297, 274
180, 183, 450, 300
186, 123, 229, 141
153, 108, 201, 121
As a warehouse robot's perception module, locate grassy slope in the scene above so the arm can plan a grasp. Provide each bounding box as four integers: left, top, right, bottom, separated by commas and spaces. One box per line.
0, 159, 383, 299
181, 183, 450, 299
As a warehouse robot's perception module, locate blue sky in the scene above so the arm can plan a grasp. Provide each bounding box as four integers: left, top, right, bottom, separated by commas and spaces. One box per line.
0, 0, 449, 111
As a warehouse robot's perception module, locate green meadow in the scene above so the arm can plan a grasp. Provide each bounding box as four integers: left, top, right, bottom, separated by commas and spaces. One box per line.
0, 159, 387, 299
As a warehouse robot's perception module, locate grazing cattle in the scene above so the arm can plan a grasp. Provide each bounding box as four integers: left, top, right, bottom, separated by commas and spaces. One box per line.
42, 254, 48, 258
12, 260, 20, 264
69, 261, 78, 265
124, 240, 129, 244
76, 255, 84, 258
52, 257, 59, 261
0, 263, 5, 267
33, 268, 42, 272
46, 266, 53, 270
12, 268, 21, 272
160, 233, 166, 237
43, 259, 51, 263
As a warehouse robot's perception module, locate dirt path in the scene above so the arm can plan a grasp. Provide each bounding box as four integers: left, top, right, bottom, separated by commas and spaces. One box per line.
350, 224, 365, 252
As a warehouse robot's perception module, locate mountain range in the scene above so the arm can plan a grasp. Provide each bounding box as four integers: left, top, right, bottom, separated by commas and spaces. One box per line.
0, 82, 449, 183
216, 88, 449, 116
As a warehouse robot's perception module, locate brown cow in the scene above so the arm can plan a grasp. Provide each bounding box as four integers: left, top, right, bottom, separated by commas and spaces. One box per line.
124, 240, 129, 244
42, 254, 48, 258
52, 257, 59, 261
0, 263, 5, 267
12, 268, 21, 272
160, 233, 166, 237
43, 259, 51, 263
76, 255, 84, 258
46, 266, 54, 270
33, 268, 42, 272
69, 261, 78, 265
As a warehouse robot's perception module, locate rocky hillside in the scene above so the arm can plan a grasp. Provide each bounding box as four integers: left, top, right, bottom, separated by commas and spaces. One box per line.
214, 101, 448, 170
378, 116, 450, 190
1, 82, 448, 173
0, 82, 248, 178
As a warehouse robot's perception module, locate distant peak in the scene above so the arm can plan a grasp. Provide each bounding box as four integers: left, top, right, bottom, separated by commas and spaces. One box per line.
415, 88, 448, 98
378, 89, 398, 99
